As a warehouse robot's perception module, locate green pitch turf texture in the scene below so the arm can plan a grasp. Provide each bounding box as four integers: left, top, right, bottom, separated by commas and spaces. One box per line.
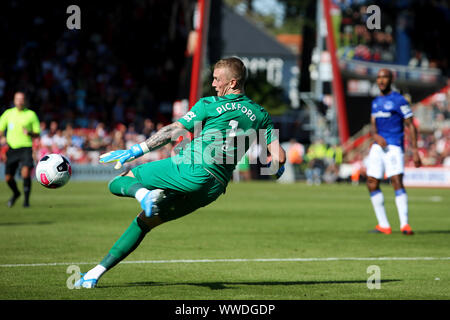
0, 181, 449, 300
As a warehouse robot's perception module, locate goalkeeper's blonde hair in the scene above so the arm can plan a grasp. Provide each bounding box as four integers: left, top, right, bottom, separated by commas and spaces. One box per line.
214, 57, 247, 88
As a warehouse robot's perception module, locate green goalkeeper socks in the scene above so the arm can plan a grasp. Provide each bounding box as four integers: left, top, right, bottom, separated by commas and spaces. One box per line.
101, 176, 152, 270
108, 175, 144, 197
100, 217, 151, 270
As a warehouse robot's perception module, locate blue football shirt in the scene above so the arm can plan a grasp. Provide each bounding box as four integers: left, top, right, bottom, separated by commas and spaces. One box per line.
371, 91, 413, 149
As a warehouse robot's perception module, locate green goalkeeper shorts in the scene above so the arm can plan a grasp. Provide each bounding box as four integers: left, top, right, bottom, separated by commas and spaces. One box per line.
131, 156, 226, 222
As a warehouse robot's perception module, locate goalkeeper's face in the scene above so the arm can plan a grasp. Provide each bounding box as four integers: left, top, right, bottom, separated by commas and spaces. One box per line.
212, 67, 234, 96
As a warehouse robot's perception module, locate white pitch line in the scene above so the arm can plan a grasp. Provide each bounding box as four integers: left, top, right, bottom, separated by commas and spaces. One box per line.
1, 257, 450, 268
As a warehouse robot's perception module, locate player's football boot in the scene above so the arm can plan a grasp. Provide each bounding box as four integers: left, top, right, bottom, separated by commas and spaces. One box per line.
7, 193, 21, 208
370, 225, 392, 234
140, 189, 166, 217
74, 273, 98, 289
401, 224, 414, 235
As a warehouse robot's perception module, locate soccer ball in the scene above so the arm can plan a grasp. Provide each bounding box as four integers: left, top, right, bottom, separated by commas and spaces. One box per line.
36, 154, 72, 188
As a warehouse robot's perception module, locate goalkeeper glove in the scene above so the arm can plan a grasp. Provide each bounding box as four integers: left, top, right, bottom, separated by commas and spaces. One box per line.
99, 143, 149, 169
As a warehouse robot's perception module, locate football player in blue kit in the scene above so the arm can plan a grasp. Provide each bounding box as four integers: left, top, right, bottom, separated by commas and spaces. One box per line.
366, 68, 421, 235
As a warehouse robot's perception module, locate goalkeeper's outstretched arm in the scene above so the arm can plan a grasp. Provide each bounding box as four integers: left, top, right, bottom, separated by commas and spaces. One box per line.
100, 122, 187, 169
142, 121, 186, 152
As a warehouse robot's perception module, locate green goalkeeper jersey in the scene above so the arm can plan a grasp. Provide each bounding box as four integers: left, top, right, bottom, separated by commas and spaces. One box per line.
177, 93, 277, 185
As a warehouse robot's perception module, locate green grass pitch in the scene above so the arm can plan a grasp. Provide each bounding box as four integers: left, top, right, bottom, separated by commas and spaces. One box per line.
0, 180, 449, 300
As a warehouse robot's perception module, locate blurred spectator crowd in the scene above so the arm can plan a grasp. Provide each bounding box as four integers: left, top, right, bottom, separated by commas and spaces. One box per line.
337, 1, 396, 63
0, 1, 195, 131
36, 119, 170, 166
0, 118, 172, 166
0, 0, 449, 185
334, 0, 450, 77
405, 88, 450, 167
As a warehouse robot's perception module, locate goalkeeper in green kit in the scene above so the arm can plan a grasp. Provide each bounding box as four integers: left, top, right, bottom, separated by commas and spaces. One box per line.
75, 57, 286, 288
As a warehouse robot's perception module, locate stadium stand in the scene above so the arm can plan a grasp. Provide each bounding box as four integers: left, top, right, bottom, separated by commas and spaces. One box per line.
407, 86, 450, 168
335, 0, 450, 77
0, 1, 196, 167
0, 1, 448, 185
0, 1, 194, 131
